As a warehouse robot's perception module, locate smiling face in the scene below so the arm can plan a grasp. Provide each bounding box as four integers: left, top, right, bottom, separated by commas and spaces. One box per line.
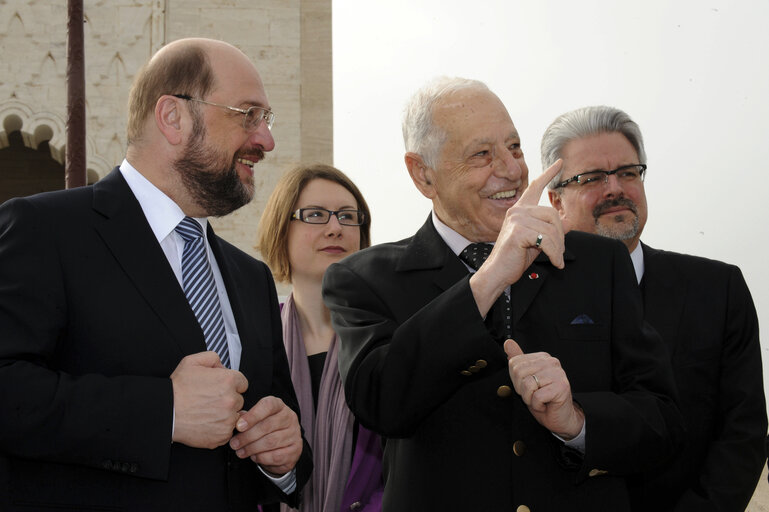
426, 89, 529, 242
175, 42, 276, 216
548, 131, 648, 251
287, 179, 362, 283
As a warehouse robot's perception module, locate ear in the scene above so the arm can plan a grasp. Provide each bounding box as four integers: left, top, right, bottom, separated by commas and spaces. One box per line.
405, 152, 437, 199
154, 95, 185, 146
548, 189, 564, 215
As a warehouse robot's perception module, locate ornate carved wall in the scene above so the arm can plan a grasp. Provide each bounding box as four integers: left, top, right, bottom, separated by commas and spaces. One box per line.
0, 0, 332, 274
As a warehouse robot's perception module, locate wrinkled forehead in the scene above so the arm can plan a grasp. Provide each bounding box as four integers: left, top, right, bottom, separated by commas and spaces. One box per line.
433, 90, 516, 148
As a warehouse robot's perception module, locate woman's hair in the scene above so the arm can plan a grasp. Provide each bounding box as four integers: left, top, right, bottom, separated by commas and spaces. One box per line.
257, 164, 371, 283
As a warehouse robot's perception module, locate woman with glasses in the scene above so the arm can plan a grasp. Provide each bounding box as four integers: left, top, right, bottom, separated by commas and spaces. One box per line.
257, 164, 382, 512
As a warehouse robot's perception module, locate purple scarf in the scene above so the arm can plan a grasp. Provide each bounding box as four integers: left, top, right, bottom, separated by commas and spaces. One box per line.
280, 294, 355, 512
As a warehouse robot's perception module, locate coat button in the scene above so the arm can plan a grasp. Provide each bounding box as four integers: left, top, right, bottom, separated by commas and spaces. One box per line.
475, 359, 487, 368
349, 502, 362, 510
516, 505, 531, 512
460, 370, 472, 376
513, 440, 526, 456
468, 365, 480, 373
497, 385, 512, 398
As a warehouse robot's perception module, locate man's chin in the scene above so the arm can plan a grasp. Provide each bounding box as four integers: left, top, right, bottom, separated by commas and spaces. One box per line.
595, 220, 638, 242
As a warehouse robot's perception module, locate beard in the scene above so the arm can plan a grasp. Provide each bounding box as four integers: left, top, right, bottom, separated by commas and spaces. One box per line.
172, 116, 262, 217
592, 197, 639, 242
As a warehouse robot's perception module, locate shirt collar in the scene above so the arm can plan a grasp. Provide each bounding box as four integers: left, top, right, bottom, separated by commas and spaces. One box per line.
431, 210, 483, 256
630, 242, 644, 284
119, 159, 208, 242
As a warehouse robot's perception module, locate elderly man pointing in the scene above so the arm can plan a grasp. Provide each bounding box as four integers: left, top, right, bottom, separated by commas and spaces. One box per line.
322, 77, 683, 511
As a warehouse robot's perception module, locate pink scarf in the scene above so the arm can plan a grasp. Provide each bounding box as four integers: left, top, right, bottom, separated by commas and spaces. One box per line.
280, 294, 354, 512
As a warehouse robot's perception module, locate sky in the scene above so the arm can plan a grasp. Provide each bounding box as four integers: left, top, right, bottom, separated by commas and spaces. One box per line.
332, 0, 769, 400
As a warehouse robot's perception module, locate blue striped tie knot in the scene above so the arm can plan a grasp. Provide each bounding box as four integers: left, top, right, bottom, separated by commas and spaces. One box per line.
175, 216, 230, 368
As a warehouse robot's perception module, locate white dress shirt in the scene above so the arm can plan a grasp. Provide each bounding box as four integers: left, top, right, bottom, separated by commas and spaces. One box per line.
630, 243, 645, 283
119, 160, 295, 493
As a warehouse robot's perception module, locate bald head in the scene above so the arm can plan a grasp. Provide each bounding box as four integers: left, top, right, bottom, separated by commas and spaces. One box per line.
126, 38, 252, 145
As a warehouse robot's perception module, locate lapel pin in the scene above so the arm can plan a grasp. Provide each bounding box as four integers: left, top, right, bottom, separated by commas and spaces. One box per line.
528, 272, 539, 280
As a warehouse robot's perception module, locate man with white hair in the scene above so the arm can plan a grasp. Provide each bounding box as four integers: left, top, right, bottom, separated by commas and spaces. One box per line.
544, 105, 766, 511
322, 77, 684, 511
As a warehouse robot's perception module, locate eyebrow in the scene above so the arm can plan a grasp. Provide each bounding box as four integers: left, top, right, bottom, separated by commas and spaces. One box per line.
577, 162, 638, 174
302, 204, 358, 210
237, 97, 271, 110
466, 131, 520, 147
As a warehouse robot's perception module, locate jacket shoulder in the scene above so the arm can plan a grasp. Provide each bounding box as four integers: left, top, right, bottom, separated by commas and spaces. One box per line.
336, 235, 414, 272
643, 244, 739, 275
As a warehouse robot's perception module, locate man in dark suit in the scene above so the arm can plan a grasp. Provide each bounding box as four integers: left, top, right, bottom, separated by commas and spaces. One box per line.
544, 105, 767, 511
0, 38, 311, 511
321, 77, 684, 511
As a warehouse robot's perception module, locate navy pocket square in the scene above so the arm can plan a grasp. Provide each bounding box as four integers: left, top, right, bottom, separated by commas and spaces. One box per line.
570, 314, 594, 325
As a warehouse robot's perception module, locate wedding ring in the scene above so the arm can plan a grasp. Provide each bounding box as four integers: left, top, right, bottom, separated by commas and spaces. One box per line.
532, 374, 541, 388
535, 234, 543, 248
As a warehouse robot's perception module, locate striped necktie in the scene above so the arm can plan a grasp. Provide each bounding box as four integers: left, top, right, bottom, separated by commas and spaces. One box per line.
175, 216, 230, 368
460, 243, 513, 339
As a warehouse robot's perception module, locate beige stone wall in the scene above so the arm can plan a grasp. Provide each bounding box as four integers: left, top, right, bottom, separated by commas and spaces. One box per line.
0, 0, 332, 295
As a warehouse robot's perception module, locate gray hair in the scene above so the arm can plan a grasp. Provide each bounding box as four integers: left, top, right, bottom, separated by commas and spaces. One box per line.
402, 76, 491, 168
541, 106, 646, 189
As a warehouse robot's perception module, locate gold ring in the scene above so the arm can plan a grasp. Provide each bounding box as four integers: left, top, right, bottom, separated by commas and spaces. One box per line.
532, 374, 541, 388
535, 234, 543, 248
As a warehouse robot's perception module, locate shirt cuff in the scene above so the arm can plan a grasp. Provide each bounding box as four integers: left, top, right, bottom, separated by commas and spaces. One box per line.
258, 465, 297, 494
553, 420, 586, 453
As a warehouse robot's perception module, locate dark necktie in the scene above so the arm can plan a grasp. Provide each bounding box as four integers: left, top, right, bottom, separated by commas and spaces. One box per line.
175, 217, 231, 368
459, 243, 513, 339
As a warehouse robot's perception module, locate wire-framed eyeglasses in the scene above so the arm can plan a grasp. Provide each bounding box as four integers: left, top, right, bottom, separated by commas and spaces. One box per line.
554, 164, 646, 189
172, 94, 275, 131
291, 208, 365, 226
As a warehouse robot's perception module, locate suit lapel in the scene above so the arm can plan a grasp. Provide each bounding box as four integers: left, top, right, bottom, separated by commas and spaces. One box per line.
398, 217, 576, 329
92, 168, 206, 357
396, 217, 468, 293
512, 243, 575, 324
641, 243, 685, 353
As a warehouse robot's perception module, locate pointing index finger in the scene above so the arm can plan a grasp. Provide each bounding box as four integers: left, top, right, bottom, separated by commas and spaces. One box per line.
517, 159, 563, 207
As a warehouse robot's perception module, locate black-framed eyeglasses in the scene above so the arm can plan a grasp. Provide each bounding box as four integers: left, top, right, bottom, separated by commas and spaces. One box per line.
172, 94, 275, 131
554, 164, 647, 189
291, 208, 365, 226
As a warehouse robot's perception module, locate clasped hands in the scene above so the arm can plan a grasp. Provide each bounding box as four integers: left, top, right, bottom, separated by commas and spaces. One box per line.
170, 351, 302, 476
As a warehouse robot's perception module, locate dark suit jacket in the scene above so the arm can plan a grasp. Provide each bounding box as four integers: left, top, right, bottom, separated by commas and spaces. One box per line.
0, 168, 311, 512
322, 218, 684, 512
627, 243, 767, 511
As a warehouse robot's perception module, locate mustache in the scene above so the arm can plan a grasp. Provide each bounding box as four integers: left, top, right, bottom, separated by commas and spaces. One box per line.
235, 148, 265, 164
593, 197, 637, 218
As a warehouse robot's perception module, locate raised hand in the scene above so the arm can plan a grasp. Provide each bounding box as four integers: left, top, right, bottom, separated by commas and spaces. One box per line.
469, 159, 565, 317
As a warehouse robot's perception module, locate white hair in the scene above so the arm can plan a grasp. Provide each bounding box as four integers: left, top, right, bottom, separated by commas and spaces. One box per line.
541, 105, 647, 189
402, 76, 491, 168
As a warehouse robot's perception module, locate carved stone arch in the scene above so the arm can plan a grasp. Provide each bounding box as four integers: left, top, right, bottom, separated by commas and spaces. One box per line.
0, 98, 113, 183
0, 99, 66, 163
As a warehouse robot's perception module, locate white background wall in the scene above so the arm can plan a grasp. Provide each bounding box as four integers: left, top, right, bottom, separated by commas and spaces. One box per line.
332, 0, 769, 408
